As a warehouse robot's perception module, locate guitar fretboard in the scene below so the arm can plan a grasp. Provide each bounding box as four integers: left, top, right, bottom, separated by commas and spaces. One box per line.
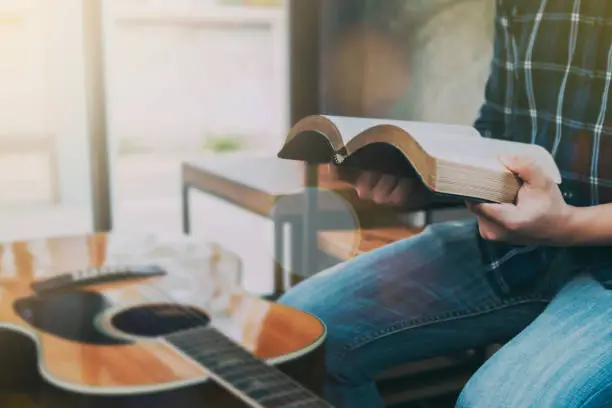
165, 326, 333, 408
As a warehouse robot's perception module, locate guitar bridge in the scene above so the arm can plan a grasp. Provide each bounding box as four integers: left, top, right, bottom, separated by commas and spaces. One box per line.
31, 265, 167, 293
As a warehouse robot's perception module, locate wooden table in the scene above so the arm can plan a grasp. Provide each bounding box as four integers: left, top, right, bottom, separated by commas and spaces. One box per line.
181, 155, 401, 296
0, 232, 327, 407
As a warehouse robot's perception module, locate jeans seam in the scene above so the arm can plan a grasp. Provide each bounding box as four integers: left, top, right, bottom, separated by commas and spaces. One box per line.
489, 268, 510, 296
341, 294, 550, 354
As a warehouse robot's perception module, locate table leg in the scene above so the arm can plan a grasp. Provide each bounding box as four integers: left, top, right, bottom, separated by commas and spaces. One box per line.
271, 215, 307, 295
182, 184, 191, 234
290, 218, 304, 287
273, 216, 285, 298
424, 209, 433, 226
301, 165, 319, 279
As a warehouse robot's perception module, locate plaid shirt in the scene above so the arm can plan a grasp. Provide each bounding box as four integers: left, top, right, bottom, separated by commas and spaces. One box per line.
473, 0, 612, 293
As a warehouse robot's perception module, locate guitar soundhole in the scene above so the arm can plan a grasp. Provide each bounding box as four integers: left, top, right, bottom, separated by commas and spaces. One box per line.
110, 304, 210, 338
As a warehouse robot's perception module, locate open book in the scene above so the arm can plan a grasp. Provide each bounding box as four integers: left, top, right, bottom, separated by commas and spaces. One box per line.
277, 115, 561, 203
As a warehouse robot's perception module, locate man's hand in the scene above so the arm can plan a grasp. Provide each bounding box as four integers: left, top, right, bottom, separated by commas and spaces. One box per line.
467, 155, 575, 246
327, 164, 430, 208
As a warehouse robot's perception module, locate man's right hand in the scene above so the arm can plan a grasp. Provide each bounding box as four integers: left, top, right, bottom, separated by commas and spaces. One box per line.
327, 164, 429, 208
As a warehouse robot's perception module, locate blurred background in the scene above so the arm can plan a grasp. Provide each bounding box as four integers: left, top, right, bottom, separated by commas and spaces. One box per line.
0, 0, 287, 231
0, 0, 289, 293
0, 0, 493, 295
0, 0, 499, 406
0, 0, 496, 293
0, 0, 494, 290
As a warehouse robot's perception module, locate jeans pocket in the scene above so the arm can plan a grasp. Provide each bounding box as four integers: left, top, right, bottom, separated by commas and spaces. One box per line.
487, 246, 571, 300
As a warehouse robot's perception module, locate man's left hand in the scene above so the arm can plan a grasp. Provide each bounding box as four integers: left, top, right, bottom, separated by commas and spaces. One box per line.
467, 155, 574, 246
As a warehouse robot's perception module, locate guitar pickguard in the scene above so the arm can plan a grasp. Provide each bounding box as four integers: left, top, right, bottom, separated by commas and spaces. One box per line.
13, 290, 212, 347
13, 290, 129, 346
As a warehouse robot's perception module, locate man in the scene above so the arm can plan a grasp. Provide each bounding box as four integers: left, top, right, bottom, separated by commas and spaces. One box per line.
278, 1, 612, 407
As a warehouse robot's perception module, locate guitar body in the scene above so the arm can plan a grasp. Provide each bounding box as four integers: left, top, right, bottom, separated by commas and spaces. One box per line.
0, 234, 326, 407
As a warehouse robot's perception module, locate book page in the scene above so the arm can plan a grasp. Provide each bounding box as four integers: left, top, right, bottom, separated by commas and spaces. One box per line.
429, 137, 562, 183
322, 115, 480, 146
316, 116, 560, 184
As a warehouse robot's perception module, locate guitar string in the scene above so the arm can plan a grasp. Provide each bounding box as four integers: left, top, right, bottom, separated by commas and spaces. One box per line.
136, 280, 327, 406
47, 261, 330, 407
120, 279, 331, 407
129, 281, 330, 408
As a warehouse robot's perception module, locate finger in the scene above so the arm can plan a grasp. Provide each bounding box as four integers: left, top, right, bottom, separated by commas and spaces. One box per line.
387, 178, 414, 206
372, 175, 399, 204
476, 216, 508, 241
500, 154, 549, 188
466, 201, 488, 216
470, 202, 522, 231
465, 200, 478, 212
469, 202, 507, 221
355, 171, 380, 199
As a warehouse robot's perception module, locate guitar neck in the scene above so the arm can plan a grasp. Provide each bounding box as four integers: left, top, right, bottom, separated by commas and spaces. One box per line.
165, 326, 333, 408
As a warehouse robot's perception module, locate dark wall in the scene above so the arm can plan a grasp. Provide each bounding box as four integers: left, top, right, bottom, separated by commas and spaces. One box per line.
318, 1, 413, 119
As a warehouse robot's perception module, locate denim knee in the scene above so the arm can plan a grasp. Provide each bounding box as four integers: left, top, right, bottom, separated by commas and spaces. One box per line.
456, 367, 612, 408
278, 273, 367, 384
277, 272, 335, 316
455, 365, 502, 408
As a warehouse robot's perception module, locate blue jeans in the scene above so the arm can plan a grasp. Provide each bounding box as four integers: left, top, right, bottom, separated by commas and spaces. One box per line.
278, 220, 612, 408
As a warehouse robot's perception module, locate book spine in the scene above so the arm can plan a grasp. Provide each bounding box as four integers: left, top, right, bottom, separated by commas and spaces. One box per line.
332, 145, 349, 164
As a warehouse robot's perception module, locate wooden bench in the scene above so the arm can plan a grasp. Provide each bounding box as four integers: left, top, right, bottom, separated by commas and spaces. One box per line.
318, 225, 424, 260
317, 223, 488, 407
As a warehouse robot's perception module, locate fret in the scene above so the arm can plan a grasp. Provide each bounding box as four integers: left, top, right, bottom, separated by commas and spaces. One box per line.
165, 326, 333, 408
280, 400, 328, 408
231, 375, 302, 395
181, 343, 246, 357
258, 388, 312, 403
223, 365, 280, 382
250, 393, 322, 408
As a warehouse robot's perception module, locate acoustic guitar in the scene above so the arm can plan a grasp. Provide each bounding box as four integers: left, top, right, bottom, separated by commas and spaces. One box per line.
0, 233, 331, 407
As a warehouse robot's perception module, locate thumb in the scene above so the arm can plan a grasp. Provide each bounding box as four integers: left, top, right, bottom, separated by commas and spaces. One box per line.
500, 154, 548, 188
